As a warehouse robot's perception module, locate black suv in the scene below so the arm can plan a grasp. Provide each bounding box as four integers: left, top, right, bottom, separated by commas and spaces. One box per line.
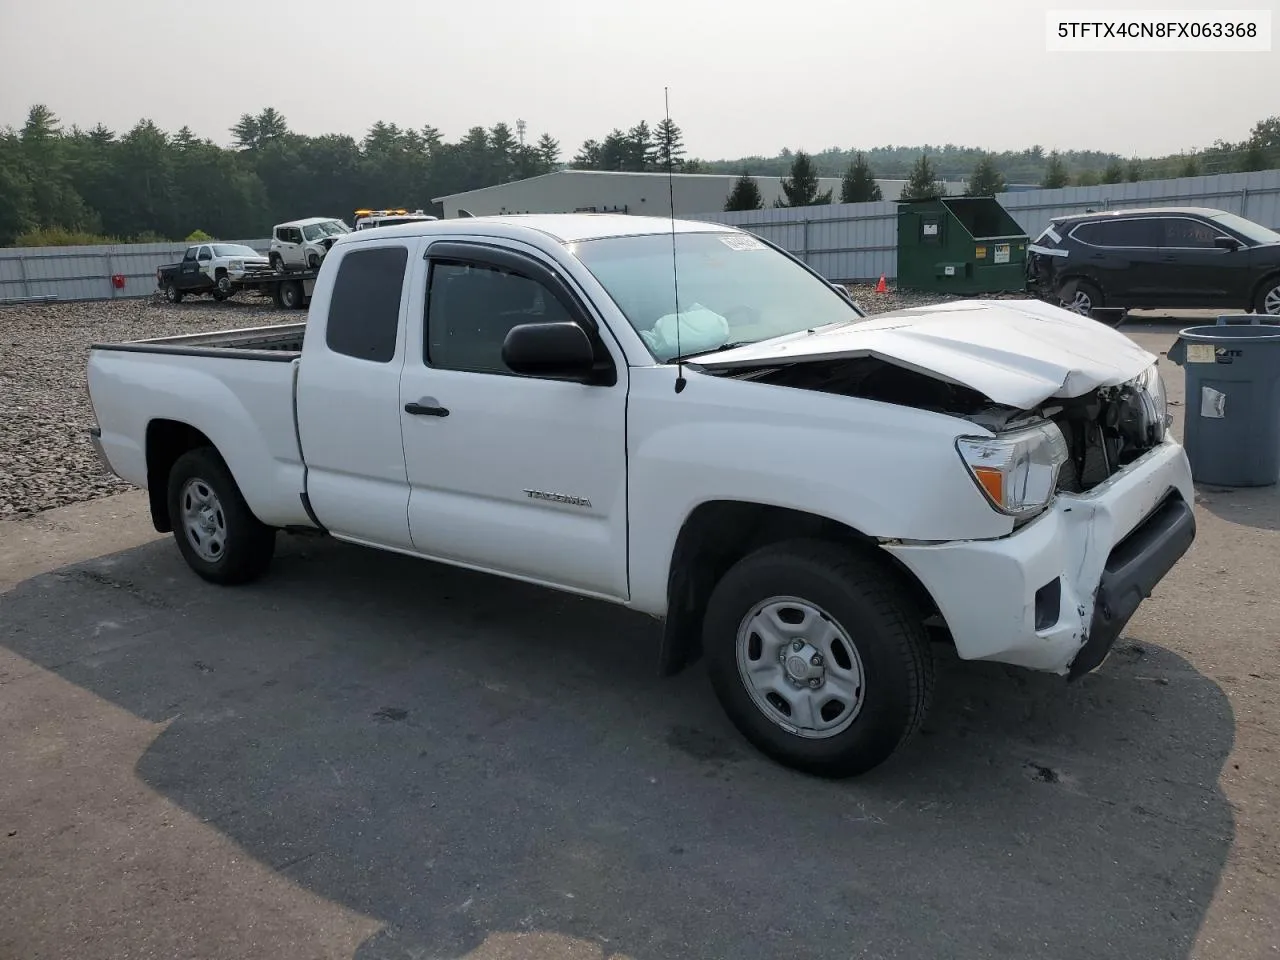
1026, 206, 1280, 317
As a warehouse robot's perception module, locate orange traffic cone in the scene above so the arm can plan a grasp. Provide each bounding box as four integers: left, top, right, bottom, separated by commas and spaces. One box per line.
876, 273, 888, 294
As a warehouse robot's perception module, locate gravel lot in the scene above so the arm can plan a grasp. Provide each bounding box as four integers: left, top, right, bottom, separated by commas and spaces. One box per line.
0, 294, 295, 521
0, 284, 976, 522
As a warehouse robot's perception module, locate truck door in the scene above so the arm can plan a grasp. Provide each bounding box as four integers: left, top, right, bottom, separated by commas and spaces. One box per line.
195, 245, 214, 287
178, 247, 201, 289
398, 240, 630, 600
294, 239, 415, 550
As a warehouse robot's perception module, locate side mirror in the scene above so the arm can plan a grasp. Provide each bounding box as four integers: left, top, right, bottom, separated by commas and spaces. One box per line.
1214, 235, 1241, 251
502, 321, 599, 381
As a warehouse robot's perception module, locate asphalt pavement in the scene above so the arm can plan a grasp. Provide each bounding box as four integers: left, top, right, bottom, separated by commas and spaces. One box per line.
2, 322, 1277, 960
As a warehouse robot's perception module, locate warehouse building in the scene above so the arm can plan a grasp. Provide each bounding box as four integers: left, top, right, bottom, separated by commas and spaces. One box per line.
433, 170, 972, 219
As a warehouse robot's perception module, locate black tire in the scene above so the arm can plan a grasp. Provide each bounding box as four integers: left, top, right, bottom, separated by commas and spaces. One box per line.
1061, 278, 1102, 316
163, 282, 183, 304
279, 280, 304, 310
213, 271, 232, 300
703, 539, 934, 778
269, 252, 283, 272
166, 446, 275, 585
307, 252, 321, 270
1253, 274, 1280, 316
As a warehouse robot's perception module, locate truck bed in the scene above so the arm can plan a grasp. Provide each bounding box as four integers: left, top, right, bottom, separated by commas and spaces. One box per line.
90, 322, 306, 360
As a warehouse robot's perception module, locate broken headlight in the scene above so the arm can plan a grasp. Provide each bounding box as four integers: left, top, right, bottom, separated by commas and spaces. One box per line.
1135, 362, 1170, 440
956, 420, 1069, 521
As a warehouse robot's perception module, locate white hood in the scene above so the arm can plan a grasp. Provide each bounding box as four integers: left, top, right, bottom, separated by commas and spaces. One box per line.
689, 298, 1157, 410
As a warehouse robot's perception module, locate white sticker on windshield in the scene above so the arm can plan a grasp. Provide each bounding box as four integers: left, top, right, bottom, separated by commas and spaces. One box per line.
719, 234, 766, 251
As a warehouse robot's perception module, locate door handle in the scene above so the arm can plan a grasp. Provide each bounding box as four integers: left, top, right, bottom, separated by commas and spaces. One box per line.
404, 400, 449, 417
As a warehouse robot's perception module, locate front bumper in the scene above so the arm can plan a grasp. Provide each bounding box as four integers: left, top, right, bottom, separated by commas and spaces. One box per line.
883, 438, 1196, 676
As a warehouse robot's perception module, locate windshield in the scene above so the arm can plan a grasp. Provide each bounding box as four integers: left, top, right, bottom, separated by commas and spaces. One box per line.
569, 231, 863, 362
302, 220, 350, 241
211, 244, 259, 258
1208, 211, 1280, 246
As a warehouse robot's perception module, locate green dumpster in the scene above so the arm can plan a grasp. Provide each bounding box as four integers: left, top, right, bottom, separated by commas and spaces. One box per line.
896, 196, 1029, 295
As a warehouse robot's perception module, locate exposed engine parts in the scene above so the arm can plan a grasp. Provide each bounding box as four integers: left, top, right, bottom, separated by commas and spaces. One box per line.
719, 356, 1166, 496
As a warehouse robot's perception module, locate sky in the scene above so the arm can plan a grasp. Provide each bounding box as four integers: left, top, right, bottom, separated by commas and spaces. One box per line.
0, 0, 1276, 161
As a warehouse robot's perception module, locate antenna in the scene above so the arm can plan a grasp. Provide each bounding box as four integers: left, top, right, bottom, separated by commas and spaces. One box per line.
665, 86, 686, 394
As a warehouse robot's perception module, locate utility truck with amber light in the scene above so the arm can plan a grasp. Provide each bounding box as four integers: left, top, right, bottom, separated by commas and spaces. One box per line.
85, 214, 1196, 777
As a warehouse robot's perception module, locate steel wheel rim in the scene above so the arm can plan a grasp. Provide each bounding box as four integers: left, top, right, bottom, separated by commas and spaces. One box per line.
735, 595, 866, 740
1264, 284, 1280, 315
181, 477, 227, 564
217, 275, 231, 293
165, 284, 177, 302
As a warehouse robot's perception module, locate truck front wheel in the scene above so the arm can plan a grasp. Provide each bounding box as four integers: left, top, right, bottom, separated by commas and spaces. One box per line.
703, 539, 934, 778
166, 447, 275, 585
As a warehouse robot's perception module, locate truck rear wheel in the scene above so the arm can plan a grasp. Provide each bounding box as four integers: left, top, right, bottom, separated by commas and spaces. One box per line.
279, 280, 304, 310
163, 281, 183, 304
166, 447, 275, 585
702, 539, 934, 778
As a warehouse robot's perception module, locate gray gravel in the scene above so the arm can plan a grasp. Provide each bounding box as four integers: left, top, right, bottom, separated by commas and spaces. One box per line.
0, 293, 293, 521
0, 284, 1014, 522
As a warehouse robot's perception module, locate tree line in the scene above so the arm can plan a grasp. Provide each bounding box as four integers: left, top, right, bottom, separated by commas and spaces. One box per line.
720, 114, 1280, 211
2, 102, 1278, 246
0, 105, 566, 247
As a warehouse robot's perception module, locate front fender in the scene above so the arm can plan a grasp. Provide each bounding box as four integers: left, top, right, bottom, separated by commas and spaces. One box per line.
623, 366, 1011, 616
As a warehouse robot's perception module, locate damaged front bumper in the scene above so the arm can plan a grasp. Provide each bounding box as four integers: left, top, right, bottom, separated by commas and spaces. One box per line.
882, 438, 1196, 676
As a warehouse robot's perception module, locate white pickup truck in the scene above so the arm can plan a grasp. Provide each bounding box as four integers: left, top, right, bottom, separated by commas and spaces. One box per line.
86, 213, 1196, 777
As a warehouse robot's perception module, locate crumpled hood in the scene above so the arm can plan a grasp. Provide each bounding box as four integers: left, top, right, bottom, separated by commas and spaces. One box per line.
690, 298, 1158, 409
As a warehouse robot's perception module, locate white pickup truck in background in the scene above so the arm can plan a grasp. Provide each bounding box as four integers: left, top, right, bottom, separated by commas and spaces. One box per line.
86, 213, 1197, 777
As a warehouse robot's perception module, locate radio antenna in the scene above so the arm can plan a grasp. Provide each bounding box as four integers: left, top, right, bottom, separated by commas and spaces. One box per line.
665, 86, 686, 394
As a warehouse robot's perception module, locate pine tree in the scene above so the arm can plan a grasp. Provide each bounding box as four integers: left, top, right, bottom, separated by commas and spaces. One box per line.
776, 151, 832, 207
724, 171, 763, 211
1101, 159, 1125, 183
1125, 157, 1145, 181
625, 122, 656, 171
598, 129, 629, 171
839, 153, 883, 203
1041, 151, 1070, 188
964, 153, 1006, 196
655, 117, 686, 171
901, 152, 945, 200
536, 133, 560, 169
572, 139, 601, 169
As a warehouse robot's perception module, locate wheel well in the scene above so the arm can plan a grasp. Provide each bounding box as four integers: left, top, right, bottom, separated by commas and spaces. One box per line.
214, 266, 227, 276
1249, 271, 1280, 310
145, 420, 214, 532
657, 501, 941, 677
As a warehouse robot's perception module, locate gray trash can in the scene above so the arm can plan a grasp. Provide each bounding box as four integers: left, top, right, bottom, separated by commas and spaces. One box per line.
1167, 314, 1280, 487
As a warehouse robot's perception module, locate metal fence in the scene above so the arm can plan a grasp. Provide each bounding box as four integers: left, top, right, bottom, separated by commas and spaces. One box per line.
693, 169, 1280, 282
3, 168, 1280, 300
0, 239, 270, 304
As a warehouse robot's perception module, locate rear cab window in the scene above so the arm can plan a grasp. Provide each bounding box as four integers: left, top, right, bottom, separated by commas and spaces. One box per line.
325, 245, 409, 363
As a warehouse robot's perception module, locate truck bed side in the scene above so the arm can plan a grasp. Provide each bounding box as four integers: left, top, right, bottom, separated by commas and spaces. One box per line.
87, 340, 312, 530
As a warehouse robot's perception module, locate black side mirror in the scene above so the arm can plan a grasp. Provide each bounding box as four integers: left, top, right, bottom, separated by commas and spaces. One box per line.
1214, 235, 1241, 251
502, 321, 600, 381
